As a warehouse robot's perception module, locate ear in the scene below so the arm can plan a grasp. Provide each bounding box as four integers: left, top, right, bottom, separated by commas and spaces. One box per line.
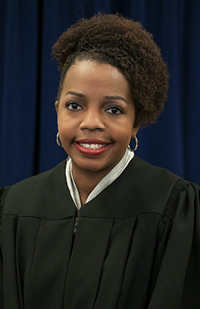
131, 125, 140, 139
55, 101, 59, 113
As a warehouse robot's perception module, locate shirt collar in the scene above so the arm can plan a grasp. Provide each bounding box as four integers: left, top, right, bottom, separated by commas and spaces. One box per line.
65, 148, 134, 210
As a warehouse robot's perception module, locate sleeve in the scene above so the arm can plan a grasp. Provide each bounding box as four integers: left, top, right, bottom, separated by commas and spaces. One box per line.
149, 180, 200, 309
0, 186, 11, 308
0, 188, 5, 308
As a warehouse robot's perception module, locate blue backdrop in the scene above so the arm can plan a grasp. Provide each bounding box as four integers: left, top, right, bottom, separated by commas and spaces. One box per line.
0, 0, 200, 186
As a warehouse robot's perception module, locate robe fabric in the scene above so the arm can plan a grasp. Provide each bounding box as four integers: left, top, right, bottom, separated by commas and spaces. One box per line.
0, 155, 200, 309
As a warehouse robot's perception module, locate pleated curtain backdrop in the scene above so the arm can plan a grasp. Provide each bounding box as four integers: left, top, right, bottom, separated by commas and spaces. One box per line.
0, 0, 200, 186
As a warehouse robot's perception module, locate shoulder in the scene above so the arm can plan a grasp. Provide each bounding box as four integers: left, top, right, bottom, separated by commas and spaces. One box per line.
130, 155, 200, 190
0, 160, 73, 219
0, 187, 12, 216
1, 160, 66, 195
130, 155, 180, 180
124, 155, 182, 191
117, 155, 199, 216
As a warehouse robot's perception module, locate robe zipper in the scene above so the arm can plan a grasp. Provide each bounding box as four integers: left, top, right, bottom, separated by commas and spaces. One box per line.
73, 211, 80, 235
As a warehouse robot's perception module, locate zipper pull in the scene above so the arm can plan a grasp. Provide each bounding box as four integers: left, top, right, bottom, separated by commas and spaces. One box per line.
73, 216, 79, 235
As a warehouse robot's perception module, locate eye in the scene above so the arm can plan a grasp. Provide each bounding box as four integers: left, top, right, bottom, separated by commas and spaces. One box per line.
106, 106, 123, 115
66, 102, 82, 110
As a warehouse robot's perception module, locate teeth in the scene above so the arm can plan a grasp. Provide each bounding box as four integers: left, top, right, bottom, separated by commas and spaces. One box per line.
79, 143, 106, 149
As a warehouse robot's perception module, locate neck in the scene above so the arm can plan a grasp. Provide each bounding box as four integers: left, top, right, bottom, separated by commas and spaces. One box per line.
72, 165, 109, 205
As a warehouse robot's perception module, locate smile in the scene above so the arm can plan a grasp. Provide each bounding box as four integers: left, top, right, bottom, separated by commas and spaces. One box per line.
79, 143, 107, 149
74, 140, 111, 156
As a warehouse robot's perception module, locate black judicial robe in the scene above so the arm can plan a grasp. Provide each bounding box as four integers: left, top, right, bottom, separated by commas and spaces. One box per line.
0, 156, 200, 309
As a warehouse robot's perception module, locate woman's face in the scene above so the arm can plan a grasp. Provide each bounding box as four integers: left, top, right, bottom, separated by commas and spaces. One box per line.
56, 60, 139, 177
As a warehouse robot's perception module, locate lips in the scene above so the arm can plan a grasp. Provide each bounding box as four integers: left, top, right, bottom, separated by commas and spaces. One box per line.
78, 143, 106, 149
74, 139, 111, 156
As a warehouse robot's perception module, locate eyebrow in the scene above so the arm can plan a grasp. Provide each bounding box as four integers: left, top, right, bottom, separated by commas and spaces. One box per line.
104, 96, 127, 103
66, 91, 127, 103
65, 91, 85, 98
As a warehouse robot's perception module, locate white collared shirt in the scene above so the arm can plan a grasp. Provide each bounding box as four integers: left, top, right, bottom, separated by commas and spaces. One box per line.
65, 148, 134, 210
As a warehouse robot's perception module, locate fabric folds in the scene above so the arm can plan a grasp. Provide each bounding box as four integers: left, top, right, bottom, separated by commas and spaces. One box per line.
0, 156, 200, 308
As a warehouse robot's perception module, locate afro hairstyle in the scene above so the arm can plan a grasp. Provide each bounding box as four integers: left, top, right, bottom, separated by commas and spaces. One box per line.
52, 13, 169, 126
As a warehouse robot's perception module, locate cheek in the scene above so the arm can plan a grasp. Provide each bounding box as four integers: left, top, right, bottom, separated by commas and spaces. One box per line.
59, 128, 73, 143
111, 122, 134, 140
57, 119, 70, 142
57, 113, 72, 132
57, 116, 80, 148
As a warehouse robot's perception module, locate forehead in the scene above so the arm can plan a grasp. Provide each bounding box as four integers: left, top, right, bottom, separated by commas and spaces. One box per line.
61, 60, 132, 97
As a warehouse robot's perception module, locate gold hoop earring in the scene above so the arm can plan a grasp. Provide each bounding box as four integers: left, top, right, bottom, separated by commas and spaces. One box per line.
128, 136, 138, 152
56, 132, 62, 147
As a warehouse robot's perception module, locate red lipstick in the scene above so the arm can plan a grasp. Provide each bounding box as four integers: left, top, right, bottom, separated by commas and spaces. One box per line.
74, 139, 111, 156
75, 139, 108, 144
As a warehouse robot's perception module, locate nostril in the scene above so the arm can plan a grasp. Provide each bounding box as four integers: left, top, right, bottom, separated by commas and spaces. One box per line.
79, 115, 105, 130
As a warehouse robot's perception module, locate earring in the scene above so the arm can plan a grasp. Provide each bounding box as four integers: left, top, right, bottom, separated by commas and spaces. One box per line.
56, 132, 62, 147
128, 136, 138, 152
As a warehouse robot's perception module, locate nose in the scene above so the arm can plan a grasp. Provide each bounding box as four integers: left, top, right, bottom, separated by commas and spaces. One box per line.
79, 108, 105, 131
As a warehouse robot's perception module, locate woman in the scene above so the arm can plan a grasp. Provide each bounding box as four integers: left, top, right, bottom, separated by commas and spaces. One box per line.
0, 13, 199, 309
